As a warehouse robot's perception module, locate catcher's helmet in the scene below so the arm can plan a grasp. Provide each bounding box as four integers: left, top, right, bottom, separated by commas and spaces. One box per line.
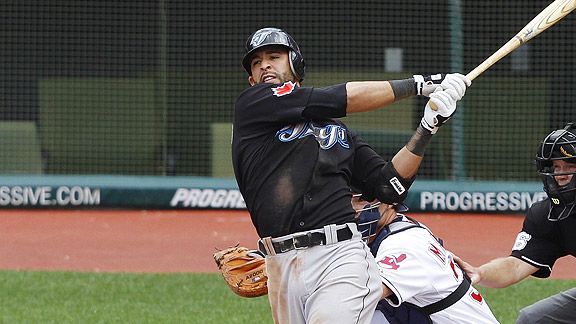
535, 122, 576, 220
242, 27, 305, 82
356, 201, 408, 242
356, 202, 382, 242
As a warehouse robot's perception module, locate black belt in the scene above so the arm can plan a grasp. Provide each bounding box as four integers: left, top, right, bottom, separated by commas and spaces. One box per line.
258, 226, 353, 255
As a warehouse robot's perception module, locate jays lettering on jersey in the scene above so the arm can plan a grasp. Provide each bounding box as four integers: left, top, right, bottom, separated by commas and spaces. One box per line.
232, 82, 393, 238
511, 198, 576, 278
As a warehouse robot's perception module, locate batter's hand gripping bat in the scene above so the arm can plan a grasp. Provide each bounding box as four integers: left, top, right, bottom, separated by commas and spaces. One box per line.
431, 0, 576, 110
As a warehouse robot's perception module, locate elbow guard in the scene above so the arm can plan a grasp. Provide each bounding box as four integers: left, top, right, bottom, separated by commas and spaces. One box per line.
373, 162, 414, 204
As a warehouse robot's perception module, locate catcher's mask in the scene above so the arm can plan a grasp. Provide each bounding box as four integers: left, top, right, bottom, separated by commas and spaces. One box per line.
242, 27, 306, 82
535, 122, 576, 221
355, 199, 408, 242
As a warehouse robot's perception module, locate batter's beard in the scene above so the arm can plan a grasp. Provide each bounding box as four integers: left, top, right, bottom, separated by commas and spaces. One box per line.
275, 72, 296, 84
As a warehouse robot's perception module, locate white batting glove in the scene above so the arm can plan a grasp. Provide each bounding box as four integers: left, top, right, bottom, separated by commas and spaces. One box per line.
419, 89, 460, 134
413, 73, 445, 97
440, 73, 471, 101
420, 73, 471, 134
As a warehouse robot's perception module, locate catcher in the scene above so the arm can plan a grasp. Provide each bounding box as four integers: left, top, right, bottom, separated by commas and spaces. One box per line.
353, 197, 499, 323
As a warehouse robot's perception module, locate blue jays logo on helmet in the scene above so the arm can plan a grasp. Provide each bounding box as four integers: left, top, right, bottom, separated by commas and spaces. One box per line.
248, 29, 282, 48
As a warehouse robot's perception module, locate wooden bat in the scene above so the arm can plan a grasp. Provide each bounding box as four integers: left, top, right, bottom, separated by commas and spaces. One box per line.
430, 0, 576, 110
467, 0, 576, 81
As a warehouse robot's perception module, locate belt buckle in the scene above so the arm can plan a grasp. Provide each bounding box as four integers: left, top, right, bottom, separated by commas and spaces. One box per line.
292, 232, 312, 250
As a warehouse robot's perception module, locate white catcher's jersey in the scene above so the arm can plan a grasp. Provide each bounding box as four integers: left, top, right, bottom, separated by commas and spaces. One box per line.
374, 221, 499, 323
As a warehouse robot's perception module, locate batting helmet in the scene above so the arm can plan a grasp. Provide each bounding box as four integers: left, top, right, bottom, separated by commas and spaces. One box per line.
535, 122, 576, 220
242, 27, 306, 82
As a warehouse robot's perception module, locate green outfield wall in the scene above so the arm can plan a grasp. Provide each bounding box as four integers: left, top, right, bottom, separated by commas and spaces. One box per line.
0, 176, 545, 214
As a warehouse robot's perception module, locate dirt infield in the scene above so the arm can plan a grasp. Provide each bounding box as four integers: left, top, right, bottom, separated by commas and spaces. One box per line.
0, 209, 574, 279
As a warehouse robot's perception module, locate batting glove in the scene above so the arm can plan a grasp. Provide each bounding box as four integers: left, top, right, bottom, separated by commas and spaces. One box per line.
420, 88, 462, 134
413, 73, 445, 97
440, 73, 471, 101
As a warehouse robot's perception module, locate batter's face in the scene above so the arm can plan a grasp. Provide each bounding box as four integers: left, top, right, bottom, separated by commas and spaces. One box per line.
552, 160, 576, 187
248, 46, 297, 86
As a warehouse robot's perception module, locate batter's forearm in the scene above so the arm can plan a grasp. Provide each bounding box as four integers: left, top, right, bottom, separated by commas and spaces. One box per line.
405, 125, 433, 157
388, 124, 432, 180
345, 79, 415, 114
391, 146, 423, 180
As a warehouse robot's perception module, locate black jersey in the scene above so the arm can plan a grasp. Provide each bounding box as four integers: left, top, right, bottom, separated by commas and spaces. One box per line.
511, 198, 576, 278
232, 81, 390, 238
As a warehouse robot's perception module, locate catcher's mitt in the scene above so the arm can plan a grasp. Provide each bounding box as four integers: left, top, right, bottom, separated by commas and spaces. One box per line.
213, 246, 268, 298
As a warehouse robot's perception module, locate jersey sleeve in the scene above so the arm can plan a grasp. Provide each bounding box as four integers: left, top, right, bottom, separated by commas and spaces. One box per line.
510, 200, 565, 278
301, 84, 347, 119
349, 134, 412, 203
349, 134, 387, 195
374, 230, 436, 306
234, 82, 347, 134
235, 83, 312, 130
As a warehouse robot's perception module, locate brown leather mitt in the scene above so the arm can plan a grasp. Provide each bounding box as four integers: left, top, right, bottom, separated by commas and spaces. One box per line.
213, 246, 268, 298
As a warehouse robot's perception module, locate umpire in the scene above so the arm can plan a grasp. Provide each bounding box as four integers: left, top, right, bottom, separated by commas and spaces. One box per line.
232, 27, 470, 324
456, 122, 576, 323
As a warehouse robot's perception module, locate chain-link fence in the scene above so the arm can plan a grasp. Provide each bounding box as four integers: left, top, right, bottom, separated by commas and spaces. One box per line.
1, 0, 574, 181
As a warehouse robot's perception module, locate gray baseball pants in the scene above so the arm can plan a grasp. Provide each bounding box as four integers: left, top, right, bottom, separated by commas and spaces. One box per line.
516, 287, 576, 324
264, 223, 383, 324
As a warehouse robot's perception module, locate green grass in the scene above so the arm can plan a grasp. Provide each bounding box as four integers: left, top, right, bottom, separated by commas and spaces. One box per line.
0, 270, 573, 324
478, 279, 576, 323
0, 271, 272, 324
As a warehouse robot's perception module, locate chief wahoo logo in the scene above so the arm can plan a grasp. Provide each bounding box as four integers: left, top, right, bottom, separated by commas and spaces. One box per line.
378, 253, 407, 270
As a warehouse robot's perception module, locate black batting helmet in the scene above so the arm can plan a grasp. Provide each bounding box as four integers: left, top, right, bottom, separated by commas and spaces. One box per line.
242, 27, 305, 82
535, 122, 576, 220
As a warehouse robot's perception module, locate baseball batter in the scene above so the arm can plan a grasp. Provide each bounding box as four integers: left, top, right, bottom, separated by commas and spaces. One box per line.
232, 27, 470, 323
353, 200, 499, 324
456, 123, 576, 323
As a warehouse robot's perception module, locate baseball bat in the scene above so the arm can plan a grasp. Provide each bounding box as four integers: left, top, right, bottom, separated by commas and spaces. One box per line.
430, 0, 576, 110
467, 0, 576, 81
